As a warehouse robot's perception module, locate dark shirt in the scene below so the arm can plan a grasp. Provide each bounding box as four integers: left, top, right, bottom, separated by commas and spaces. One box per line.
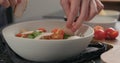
0, 6, 8, 27
0, 6, 7, 49
0, 6, 13, 53
0, 6, 13, 28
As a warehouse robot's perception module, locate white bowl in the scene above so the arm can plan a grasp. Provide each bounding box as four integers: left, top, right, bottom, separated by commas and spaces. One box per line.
2, 19, 94, 62
84, 15, 117, 29
99, 10, 119, 18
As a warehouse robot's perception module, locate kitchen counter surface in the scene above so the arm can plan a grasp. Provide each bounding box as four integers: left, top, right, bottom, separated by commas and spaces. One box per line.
100, 22, 120, 63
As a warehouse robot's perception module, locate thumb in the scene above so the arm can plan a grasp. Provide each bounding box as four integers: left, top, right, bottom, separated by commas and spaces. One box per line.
60, 0, 70, 17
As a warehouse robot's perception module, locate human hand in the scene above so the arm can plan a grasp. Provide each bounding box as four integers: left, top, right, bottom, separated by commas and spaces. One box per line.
0, 0, 28, 17
60, 0, 104, 32
0, 0, 21, 8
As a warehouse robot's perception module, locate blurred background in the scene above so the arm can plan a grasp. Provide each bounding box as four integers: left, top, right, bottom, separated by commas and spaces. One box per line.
15, 0, 62, 22
15, 0, 120, 22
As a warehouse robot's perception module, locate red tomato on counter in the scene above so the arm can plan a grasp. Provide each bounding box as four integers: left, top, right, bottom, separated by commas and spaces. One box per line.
105, 28, 119, 39
94, 25, 104, 31
94, 29, 106, 40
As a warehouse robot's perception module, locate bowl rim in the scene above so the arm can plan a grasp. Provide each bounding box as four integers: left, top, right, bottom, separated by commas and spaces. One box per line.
84, 19, 117, 24
2, 19, 94, 42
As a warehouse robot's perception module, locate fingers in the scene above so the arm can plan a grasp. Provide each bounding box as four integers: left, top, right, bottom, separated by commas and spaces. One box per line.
87, 0, 104, 21
66, 0, 80, 28
60, 0, 70, 17
81, 0, 90, 21
60, 0, 104, 32
8, 0, 17, 8
95, 0, 104, 13
14, 0, 28, 17
0, 0, 21, 8
1, 0, 10, 8
87, 0, 98, 21
72, 0, 90, 32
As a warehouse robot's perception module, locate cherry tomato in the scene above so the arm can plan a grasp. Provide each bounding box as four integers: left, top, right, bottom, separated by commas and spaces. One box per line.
15, 33, 23, 37
94, 29, 106, 40
93, 25, 104, 31
38, 28, 46, 32
105, 28, 119, 39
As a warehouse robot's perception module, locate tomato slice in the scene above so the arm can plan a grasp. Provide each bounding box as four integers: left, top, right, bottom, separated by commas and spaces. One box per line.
15, 33, 23, 37
38, 28, 46, 32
